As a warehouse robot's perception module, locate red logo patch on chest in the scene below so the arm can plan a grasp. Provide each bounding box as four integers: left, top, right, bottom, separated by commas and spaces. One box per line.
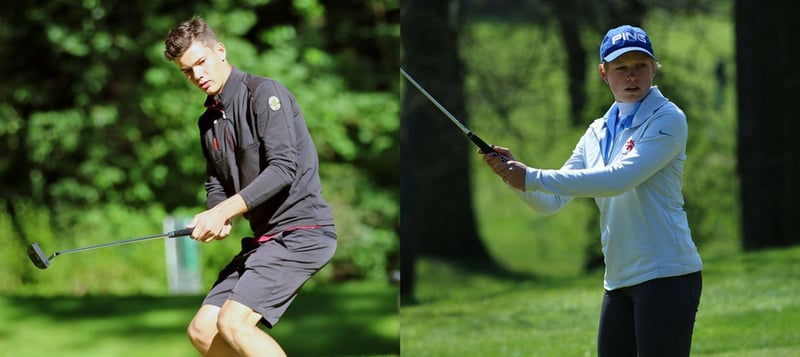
625, 138, 635, 151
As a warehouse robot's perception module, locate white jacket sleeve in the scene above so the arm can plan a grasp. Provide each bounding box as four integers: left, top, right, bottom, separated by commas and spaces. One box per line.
513, 189, 574, 216
525, 109, 687, 197
512, 130, 589, 215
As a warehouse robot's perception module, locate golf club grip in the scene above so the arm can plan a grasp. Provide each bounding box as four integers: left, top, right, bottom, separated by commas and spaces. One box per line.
169, 228, 194, 237
469, 133, 496, 154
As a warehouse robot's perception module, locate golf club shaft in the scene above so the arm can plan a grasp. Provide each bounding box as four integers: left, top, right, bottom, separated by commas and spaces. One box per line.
52, 228, 193, 257
400, 68, 496, 153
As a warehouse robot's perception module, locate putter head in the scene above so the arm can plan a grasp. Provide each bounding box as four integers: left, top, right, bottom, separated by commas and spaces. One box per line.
27, 243, 50, 269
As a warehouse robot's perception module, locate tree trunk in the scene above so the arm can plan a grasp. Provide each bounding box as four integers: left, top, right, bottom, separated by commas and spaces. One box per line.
400, 0, 496, 300
736, 0, 800, 249
551, 0, 588, 128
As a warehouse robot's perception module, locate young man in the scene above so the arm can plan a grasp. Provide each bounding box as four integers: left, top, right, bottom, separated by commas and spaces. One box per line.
164, 17, 337, 356
482, 25, 703, 356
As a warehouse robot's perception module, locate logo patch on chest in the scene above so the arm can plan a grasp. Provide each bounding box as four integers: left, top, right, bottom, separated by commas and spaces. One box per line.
268, 96, 281, 111
625, 138, 635, 151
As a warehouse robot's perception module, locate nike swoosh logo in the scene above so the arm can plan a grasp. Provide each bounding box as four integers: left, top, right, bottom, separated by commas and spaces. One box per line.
658, 129, 673, 137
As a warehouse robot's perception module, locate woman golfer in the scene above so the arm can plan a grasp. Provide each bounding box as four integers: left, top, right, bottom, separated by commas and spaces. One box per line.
482, 25, 703, 357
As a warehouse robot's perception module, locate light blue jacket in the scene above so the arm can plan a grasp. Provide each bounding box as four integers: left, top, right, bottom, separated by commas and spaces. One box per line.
518, 86, 702, 290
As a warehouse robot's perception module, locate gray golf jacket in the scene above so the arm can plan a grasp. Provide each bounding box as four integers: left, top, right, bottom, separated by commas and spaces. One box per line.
198, 67, 334, 237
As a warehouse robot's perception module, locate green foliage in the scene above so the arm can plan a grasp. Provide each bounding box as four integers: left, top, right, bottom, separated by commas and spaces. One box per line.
0, 201, 165, 295
1, 0, 399, 294
322, 164, 400, 280
645, 10, 740, 257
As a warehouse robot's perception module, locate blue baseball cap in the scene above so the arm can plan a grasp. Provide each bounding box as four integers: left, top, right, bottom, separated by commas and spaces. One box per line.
599, 25, 655, 63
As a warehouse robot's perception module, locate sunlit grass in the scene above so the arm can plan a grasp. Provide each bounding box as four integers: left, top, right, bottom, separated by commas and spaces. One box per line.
402, 247, 800, 356
1, 280, 399, 357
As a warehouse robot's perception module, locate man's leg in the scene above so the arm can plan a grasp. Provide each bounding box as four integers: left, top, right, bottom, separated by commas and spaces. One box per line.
213, 228, 335, 356
187, 304, 241, 356
217, 299, 286, 357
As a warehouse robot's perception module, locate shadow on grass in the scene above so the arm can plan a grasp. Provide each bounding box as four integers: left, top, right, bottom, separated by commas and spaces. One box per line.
6, 281, 398, 357
276, 282, 399, 356
400, 257, 605, 307
400, 260, 528, 307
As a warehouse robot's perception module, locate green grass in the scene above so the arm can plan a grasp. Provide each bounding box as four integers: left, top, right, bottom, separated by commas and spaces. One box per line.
401, 246, 800, 356
0, 280, 399, 357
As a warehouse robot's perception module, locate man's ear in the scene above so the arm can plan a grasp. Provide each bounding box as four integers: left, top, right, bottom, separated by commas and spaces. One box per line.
216, 41, 226, 60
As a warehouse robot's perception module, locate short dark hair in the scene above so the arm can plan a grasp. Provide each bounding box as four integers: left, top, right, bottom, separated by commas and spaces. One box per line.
163, 16, 219, 61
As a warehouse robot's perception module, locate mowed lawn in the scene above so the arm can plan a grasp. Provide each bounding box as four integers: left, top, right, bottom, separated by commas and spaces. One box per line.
401, 246, 800, 356
0, 280, 399, 357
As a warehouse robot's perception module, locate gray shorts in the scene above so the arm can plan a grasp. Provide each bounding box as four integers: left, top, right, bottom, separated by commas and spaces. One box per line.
202, 225, 337, 328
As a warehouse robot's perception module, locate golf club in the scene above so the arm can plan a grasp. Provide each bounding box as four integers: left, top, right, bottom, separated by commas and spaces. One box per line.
400, 67, 497, 154
27, 228, 194, 270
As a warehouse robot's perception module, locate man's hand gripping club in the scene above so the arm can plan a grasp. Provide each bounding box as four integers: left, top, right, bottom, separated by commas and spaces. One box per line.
187, 194, 248, 242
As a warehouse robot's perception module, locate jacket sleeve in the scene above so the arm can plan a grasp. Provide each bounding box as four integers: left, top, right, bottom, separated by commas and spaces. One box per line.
237, 81, 299, 209
205, 163, 228, 209
512, 129, 588, 215
525, 108, 687, 197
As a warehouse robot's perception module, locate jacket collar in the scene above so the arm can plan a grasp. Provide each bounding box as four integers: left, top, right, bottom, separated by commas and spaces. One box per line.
205, 67, 246, 110
601, 86, 669, 129
632, 86, 669, 127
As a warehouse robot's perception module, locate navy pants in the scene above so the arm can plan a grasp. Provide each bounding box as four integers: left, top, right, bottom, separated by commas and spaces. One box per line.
597, 271, 702, 357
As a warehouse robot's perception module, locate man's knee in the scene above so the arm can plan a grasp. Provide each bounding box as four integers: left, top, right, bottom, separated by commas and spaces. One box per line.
216, 300, 262, 343
216, 308, 245, 340
188, 306, 220, 349
188, 319, 212, 344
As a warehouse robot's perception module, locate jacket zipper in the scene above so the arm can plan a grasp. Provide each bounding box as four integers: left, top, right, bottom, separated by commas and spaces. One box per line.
211, 109, 228, 152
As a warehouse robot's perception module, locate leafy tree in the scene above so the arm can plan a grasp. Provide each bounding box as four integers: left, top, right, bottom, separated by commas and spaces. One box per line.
0, 0, 399, 289
400, 0, 498, 300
